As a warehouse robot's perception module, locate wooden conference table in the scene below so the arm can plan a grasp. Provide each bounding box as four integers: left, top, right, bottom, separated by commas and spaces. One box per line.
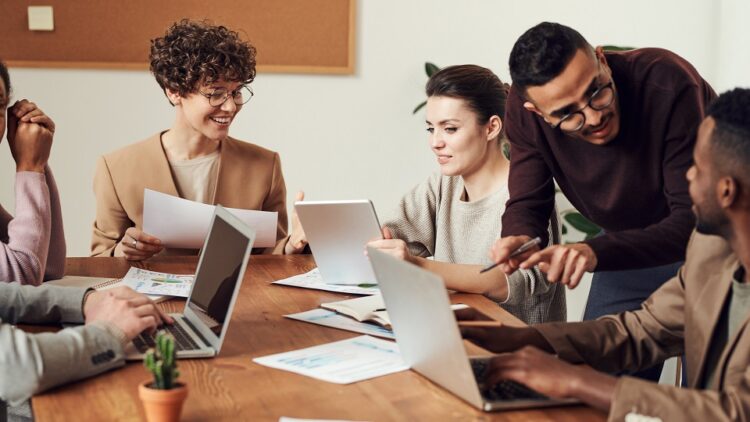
32, 255, 606, 421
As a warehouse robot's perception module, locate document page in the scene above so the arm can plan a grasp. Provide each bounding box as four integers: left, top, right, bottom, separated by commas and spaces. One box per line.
143, 189, 277, 248
273, 268, 379, 295
285, 309, 395, 340
253, 335, 408, 384
120, 267, 194, 298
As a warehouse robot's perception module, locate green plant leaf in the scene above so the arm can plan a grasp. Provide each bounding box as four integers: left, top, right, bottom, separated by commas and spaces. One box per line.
563, 212, 601, 235
561, 224, 568, 235
425, 62, 440, 77
412, 100, 427, 114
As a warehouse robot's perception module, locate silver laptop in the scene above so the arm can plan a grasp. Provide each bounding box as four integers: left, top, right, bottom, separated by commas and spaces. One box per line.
124, 205, 255, 360
367, 247, 578, 411
295, 200, 382, 285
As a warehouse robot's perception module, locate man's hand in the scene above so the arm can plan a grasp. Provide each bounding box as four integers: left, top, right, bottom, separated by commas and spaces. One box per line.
489, 235, 540, 274
7, 100, 55, 173
285, 191, 308, 254
83, 286, 173, 339
485, 346, 616, 412
519, 243, 597, 289
366, 227, 413, 262
115, 227, 164, 261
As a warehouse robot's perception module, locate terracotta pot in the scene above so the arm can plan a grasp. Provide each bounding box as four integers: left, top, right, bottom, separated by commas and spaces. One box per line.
138, 380, 188, 422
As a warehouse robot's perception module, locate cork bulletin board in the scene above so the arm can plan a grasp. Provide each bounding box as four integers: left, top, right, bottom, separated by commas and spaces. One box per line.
0, 0, 355, 74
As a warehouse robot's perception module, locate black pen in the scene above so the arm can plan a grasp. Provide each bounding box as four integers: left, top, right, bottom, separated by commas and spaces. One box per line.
479, 236, 542, 274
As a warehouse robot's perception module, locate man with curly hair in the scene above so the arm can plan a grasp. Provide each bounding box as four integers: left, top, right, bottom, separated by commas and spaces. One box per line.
91, 20, 295, 259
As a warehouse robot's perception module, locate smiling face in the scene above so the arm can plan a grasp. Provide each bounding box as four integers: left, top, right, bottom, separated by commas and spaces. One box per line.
425, 96, 497, 177
168, 80, 245, 141
525, 48, 621, 145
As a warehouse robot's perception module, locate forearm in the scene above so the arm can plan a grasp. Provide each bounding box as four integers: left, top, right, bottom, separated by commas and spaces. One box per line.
0, 323, 125, 406
411, 256, 509, 301
0, 283, 86, 323
43, 166, 66, 280
569, 365, 617, 412
586, 208, 695, 271
0, 172, 53, 285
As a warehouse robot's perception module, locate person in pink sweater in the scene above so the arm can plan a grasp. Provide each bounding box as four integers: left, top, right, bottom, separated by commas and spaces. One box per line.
0, 60, 66, 285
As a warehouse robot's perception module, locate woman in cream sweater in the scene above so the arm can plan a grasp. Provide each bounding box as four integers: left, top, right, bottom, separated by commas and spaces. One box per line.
369, 65, 565, 324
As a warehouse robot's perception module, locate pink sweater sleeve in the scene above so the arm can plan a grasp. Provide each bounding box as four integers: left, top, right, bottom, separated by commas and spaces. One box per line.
0, 171, 54, 285
43, 168, 67, 280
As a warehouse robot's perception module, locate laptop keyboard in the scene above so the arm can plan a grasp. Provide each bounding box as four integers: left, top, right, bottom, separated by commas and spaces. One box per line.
470, 358, 549, 401
132, 321, 201, 353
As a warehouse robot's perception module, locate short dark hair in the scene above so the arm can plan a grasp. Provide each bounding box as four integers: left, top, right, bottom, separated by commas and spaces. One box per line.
426, 64, 510, 132
509, 22, 592, 96
149, 20, 257, 99
0, 59, 10, 102
706, 88, 750, 185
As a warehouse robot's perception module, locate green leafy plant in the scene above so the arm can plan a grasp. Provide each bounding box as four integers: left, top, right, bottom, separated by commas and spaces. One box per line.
412, 62, 441, 114
144, 332, 180, 390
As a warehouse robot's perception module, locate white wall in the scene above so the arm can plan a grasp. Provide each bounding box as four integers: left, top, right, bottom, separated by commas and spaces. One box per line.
1, 0, 748, 322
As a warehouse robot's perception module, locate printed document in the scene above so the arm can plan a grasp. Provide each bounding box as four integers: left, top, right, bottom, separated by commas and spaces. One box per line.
285, 308, 395, 340
253, 335, 408, 384
273, 268, 379, 295
143, 189, 277, 248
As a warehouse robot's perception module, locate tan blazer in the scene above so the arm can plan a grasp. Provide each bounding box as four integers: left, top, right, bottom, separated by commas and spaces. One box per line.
91, 133, 288, 257
535, 232, 749, 421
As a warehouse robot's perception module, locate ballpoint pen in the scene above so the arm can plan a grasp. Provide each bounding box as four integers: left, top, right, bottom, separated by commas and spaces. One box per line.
479, 236, 542, 273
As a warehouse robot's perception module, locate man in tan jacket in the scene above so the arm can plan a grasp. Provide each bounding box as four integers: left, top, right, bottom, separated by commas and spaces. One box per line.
460, 87, 750, 421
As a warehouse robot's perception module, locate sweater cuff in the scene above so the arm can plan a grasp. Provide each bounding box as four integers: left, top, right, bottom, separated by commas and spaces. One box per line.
90, 320, 130, 346
585, 236, 615, 271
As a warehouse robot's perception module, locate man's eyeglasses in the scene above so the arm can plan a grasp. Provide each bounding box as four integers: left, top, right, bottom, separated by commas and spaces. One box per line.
551, 80, 615, 133
199, 85, 253, 107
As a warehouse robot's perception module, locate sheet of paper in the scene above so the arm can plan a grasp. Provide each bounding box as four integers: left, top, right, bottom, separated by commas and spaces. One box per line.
272, 268, 379, 295
120, 267, 194, 297
285, 309, 395, 340
253, 335, 408, 384
143, 189, 277, 248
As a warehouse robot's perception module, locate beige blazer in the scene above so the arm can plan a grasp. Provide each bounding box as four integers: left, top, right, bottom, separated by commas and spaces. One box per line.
91, 133, 288, 257
535, 232, 750, 421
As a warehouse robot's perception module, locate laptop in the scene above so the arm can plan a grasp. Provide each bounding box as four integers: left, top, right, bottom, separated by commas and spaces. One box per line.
294, 200, 382, 285
124, 205, 255, 360
367, 247, 578, 411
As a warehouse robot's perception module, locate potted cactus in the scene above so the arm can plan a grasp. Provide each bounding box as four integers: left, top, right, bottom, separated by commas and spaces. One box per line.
138, 332, 188, 422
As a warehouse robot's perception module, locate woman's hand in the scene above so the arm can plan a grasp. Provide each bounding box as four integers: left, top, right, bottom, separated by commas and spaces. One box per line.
7, 100, 55, 173
115, 227, 164, 261
285, 191, 309, 254
366, 227, 413, 262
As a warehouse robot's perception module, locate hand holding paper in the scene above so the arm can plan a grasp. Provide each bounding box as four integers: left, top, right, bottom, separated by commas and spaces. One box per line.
143, 189, 278, 248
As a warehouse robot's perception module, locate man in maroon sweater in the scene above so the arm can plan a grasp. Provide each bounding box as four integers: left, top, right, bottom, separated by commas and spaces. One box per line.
490, 22, 715, 379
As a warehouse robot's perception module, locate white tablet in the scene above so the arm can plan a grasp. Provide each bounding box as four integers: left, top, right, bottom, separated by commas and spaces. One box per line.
294, 200, 383, 285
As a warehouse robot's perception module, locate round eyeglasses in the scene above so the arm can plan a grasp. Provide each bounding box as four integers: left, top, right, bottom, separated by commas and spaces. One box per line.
199, 85, 254, 107
552, 81, 615, 133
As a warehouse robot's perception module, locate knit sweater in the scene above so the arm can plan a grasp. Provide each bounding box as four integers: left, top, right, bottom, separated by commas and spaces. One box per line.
0, 169, 66, 285
383, 173, 566, 324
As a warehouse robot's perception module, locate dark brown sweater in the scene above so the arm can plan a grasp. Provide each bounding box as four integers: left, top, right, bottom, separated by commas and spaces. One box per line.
501, 48, 716, 271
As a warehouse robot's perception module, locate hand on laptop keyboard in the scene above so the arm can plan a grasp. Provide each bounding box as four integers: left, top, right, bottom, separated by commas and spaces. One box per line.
84, 286, 173, 339
471, 346, 603, 403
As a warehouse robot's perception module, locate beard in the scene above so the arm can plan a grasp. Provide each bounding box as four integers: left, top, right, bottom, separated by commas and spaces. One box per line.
694, 207, 727, 236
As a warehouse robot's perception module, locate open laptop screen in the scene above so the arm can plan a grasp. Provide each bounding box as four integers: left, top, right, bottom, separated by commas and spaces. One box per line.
187, 213, 250, 335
